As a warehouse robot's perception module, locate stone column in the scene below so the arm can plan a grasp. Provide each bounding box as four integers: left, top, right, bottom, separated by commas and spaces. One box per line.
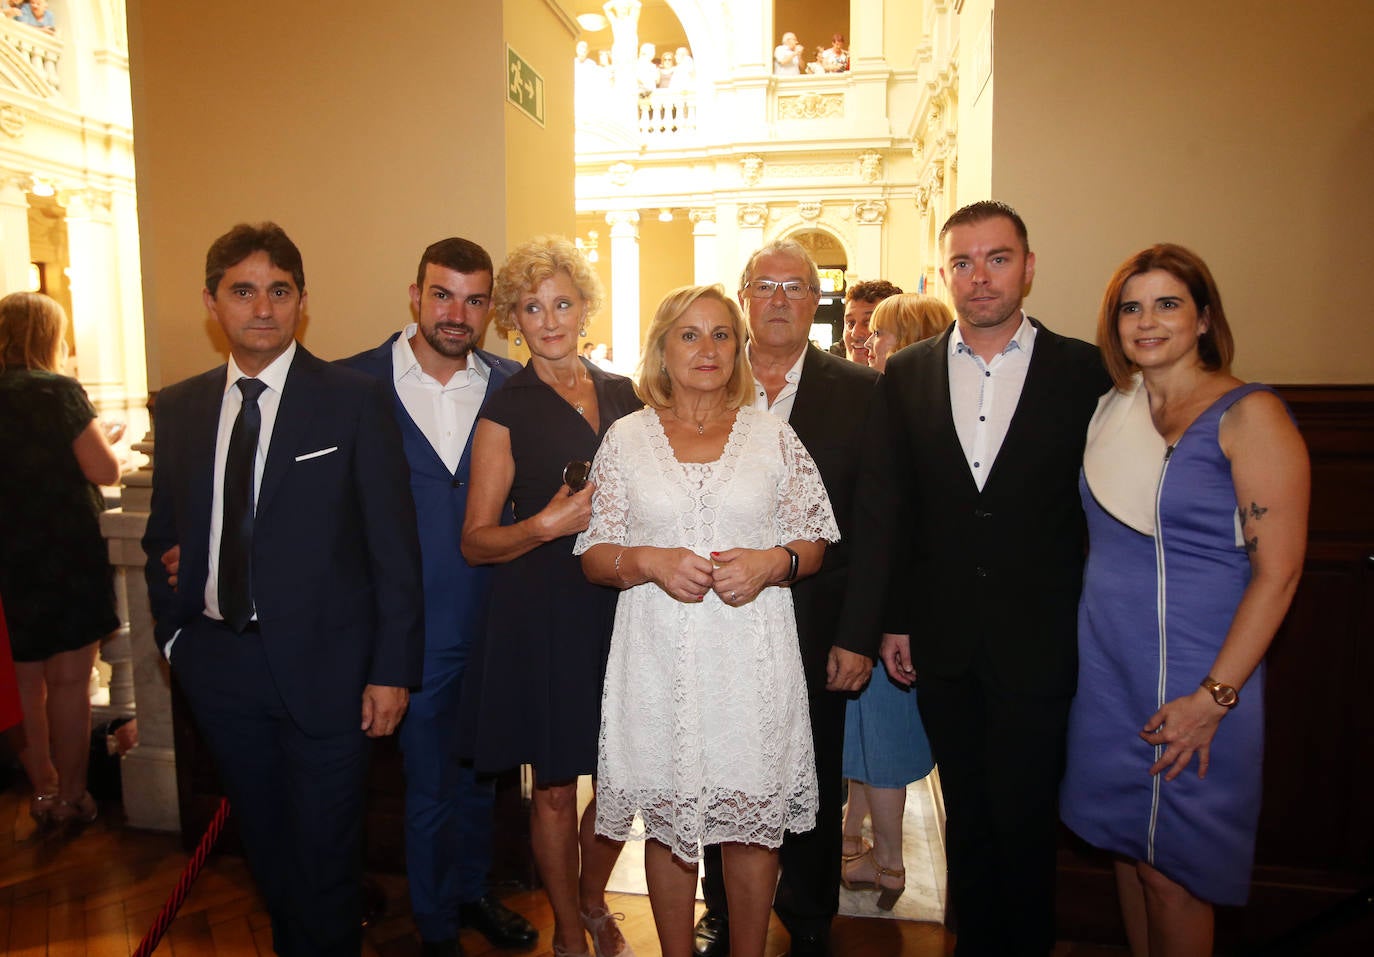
853, 200, 887, 280
63, 188, 124, 409
0, 172, 32, 294
605, 209, 641, 373
689, 208, 718, 286
100, 435, 180, 833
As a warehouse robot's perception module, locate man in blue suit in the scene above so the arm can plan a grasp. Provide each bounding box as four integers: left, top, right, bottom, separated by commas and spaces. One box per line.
143, 222, 424, 956
341, 238, 534, 957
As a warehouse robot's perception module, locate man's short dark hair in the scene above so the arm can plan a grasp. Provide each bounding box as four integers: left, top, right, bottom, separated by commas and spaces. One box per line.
938, 201, 1030, 255
846, 279, 903, 304
205, 222, 305, 295
416, 237, 493, 288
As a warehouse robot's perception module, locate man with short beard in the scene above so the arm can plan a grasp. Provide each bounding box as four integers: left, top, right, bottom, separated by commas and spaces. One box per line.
342, 239, 533, 957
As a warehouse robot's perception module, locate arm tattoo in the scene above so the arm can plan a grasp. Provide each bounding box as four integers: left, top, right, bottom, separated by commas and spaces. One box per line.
1246, 502, 1268, 522
1245, 536, 1259, 554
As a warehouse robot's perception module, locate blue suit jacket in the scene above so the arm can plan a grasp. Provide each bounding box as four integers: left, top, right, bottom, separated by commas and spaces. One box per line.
142, 345, 425, 736
339, 336, 520, 663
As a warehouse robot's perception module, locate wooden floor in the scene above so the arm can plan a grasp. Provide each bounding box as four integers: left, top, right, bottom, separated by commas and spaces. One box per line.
0, 780, 1124, 956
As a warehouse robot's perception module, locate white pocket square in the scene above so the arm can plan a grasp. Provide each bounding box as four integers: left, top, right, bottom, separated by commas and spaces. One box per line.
294, 446, 339, 462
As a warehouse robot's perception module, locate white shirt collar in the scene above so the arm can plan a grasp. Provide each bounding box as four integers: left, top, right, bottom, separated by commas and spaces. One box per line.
393, 323, 489, 385
949, 311, 1036, 360
225, 339, 296, 396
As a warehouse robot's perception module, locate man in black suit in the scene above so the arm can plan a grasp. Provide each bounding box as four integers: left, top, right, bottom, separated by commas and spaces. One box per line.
143, 222, 424, 957
694, 240, 878, 957
845, 201, 1112, 955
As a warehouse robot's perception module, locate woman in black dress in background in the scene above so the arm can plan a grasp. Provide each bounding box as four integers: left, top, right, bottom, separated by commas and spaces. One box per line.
0, 292, 120, 827
460, 237, 641, 957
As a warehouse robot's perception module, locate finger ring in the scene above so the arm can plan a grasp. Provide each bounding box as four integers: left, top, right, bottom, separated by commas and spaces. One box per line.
730, 591, 738, 600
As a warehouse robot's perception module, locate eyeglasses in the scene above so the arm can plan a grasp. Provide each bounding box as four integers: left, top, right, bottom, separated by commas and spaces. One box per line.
742, 279, 815, 300
562, 460, 590, 492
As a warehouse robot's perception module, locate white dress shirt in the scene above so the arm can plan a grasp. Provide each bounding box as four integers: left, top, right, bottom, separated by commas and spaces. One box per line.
391, 323, 489, 473
948, 313, 1037, 491
749, 345, 807, 423
202, 341, 298, 621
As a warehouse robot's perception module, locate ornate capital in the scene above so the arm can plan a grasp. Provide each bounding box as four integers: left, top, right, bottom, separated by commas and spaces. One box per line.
688, 208, 716, 226
62, 187, 116, 218
608, 161, 635, 187
740, 153, 764, 187
854, 200, 887, 225
738, 204, 768, 228
604, 209, 640, 237
858, 150, 883, 185
797, 201, 822, 222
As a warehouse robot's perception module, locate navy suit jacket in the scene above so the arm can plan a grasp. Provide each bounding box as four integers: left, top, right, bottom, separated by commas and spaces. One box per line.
142, 345, 425, 736
339, 336, 520, 662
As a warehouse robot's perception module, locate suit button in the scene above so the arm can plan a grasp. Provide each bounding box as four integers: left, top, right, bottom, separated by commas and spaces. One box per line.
452, 479, 464, 488
975, 566, 988, 577
974, 509, 992, 519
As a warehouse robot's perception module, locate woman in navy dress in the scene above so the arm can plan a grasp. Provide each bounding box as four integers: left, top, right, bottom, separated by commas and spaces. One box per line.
1061, 245, 1308, 955
460, 236, 641, 957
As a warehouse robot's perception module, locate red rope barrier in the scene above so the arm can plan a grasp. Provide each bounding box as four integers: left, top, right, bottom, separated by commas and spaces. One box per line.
132, 796, 232, 957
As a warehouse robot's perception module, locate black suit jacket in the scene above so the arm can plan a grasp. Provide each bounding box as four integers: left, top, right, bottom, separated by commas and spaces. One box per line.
142, 345, 425, 736
842, 319, 1111, 695
782, 345, 881, 685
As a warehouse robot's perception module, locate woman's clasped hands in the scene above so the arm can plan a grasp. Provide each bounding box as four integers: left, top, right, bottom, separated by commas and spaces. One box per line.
650, 546, 784, 605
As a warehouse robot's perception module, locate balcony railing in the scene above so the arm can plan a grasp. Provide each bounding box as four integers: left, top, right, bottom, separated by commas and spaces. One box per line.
0, 16, 61, 94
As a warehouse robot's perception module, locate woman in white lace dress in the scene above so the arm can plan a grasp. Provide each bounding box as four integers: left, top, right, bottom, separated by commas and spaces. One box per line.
575, 284, 838, 957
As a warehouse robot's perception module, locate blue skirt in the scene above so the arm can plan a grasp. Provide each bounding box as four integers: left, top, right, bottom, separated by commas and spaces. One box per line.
843, 662, 935, 789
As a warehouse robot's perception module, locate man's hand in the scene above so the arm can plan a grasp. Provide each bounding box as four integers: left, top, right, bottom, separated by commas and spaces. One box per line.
360, 684, 409, 738
161, 545, 181, 590
879, 633, 915, 687
825, 645, 872, 692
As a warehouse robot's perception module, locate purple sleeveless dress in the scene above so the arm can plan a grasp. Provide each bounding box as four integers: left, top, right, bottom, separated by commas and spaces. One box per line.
1061, 382, 1273, 906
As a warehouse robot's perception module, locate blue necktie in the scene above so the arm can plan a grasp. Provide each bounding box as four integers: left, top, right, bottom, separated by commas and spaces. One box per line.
219, 377, 266, 632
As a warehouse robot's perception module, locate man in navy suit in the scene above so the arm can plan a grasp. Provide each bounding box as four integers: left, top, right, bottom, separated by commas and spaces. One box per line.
845, 201, 1112, 955
340, 239, 534, 957
143, 222, 424, 957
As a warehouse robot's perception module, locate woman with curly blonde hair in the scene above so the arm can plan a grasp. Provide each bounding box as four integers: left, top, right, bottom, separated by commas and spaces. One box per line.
460, 236, 641, 957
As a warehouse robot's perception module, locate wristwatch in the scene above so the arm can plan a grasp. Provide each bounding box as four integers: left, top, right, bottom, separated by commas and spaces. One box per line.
1201, 676, 1239, 708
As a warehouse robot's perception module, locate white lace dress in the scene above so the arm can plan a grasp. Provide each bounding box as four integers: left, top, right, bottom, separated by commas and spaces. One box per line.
573, 406, 839, 862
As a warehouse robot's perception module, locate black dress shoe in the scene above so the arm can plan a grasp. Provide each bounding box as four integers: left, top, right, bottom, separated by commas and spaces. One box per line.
786, 930, 829, 957
692, 911, 730, 957
421, 940, 464, 957
459, 894, 538, 949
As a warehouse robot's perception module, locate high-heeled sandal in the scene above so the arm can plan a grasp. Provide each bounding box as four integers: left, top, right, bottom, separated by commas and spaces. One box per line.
29, 791, 60, 826
581, 905, 635, 957
841, 846, 906, 910
51, 792, 98, 827
840, 836, 873, 887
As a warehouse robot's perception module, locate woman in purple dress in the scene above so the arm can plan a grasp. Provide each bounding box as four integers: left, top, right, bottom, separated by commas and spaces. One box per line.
1061, 245, 1308, 955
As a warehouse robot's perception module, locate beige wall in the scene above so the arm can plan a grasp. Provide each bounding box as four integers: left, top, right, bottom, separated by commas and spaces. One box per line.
989, 0, 1374, 384
130, 0, 575, 389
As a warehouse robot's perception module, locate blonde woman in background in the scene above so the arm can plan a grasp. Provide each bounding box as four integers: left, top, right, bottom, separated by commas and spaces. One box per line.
862, 293, 955, 373
840, 292, 954, 908
0, 292, 119, 829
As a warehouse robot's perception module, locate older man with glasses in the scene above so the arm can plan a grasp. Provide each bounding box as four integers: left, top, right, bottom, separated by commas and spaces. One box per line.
692, 240, 879, 957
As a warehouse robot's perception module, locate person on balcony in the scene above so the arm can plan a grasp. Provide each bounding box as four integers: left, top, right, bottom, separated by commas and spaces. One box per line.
17, 0, 55, 34
635, 42, 660, 97
0, 292, 120, 831
819, 35, 850, 73
669, 46, 695, 91
774, 32, 803, 75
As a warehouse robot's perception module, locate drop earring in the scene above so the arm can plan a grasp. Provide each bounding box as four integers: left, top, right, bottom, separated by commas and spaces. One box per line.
580, 324, 588, 337
513, 334, 523, 346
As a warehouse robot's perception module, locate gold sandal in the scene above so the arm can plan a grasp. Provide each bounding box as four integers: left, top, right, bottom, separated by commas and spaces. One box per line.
29, 791, 60, 826
842, 846, 906, 910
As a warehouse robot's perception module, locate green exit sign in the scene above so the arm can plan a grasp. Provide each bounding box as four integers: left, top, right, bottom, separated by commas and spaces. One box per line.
506, 46, 545, 127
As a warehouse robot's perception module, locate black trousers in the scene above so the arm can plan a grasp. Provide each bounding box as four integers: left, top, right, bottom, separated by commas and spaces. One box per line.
702, 680, 847, 939
173, 618, 370, 957
917, 667, 1072, 957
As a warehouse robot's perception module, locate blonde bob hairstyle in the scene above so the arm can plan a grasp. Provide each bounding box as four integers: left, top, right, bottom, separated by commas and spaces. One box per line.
491, 235, 604, 339
0, 291, 67, 372
871, 293, 955, 352
635, 284, 755, 411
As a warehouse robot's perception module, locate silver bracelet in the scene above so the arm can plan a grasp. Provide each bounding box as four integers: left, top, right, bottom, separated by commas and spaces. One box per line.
614, 548, 628, 586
